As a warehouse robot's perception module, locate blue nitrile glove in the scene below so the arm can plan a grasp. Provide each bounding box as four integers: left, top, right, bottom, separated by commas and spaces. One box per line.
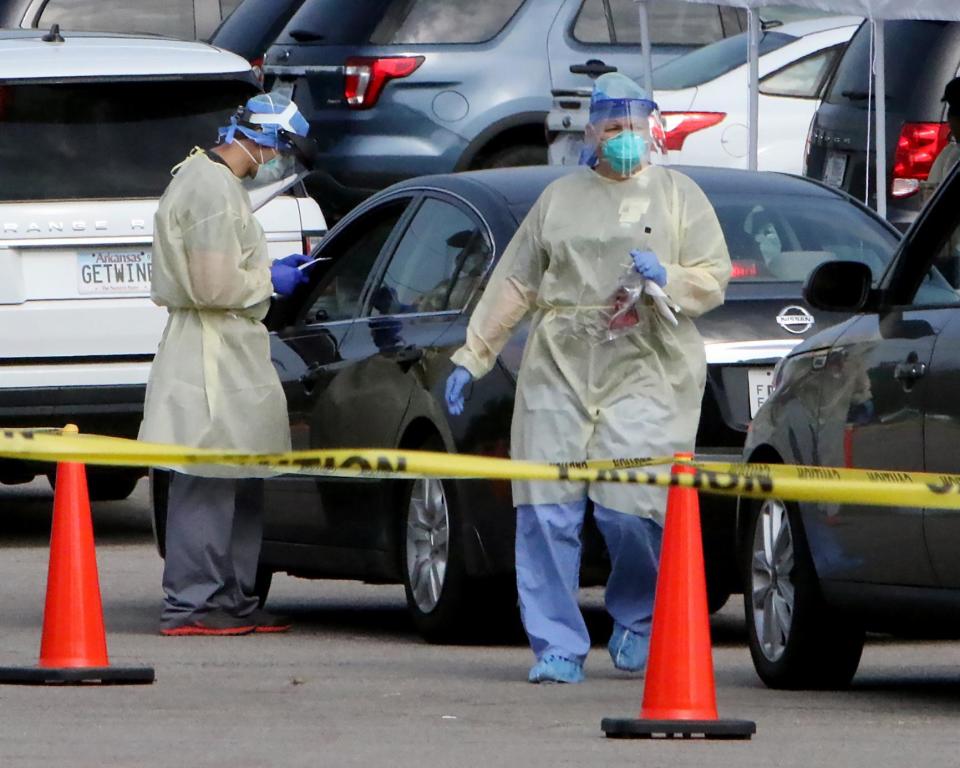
445, 366, 473, 415
630, 249, 667, 288
277, 253, 311, 268
271, 262, 309, 296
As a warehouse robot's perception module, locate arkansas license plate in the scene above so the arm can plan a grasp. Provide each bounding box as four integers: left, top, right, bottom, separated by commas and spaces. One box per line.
822, 150, 848, 187
77, 250, 152, 295
748, 367, 775, 418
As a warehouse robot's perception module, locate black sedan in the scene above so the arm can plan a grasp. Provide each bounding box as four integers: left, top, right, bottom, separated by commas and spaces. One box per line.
741, 162, 960, 689
153, 164, 900, 641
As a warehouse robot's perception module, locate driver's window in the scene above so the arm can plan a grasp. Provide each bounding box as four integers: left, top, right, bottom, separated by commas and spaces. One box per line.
299, 200, 409, 325
368, 198, 491, 316
911, 219, 960, 306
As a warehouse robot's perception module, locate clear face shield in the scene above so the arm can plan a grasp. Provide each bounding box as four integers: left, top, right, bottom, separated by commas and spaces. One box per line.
581, 97, 667, 177
241, 132, 319, 209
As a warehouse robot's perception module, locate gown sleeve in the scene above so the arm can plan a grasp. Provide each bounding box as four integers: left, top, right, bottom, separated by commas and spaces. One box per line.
176, 169, 274, 310
661, 171, 732, 318
450, 192, 549, 379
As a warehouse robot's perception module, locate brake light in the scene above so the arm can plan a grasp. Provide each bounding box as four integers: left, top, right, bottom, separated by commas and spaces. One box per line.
302, 231, 325, 254
659, 112, 726, 151
891, 121, 951, 198
250, 56, 264, 85
344, 56, 424, 109
731, 260, 759, 279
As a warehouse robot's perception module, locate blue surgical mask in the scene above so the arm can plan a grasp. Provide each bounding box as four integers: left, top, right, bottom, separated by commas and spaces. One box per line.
602, 131, 647, 176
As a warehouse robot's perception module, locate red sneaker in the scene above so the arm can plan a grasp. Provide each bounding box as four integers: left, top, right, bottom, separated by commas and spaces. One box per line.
248, 609, 293, 634
160, 611, 256, 636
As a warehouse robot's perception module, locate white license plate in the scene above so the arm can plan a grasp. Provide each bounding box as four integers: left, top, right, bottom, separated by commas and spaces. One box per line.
748, 367, 775, 418
77, 250, 152, 295
822, 150, 848, 187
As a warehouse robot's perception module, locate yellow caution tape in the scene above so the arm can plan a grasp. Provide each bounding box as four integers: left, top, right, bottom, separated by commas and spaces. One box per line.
2, 428, 960, 510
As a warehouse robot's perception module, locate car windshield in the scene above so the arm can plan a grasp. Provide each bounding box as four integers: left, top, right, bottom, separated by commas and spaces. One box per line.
0, 77, 258, 201
710, 192, 899, 282
653, 30, 795, 90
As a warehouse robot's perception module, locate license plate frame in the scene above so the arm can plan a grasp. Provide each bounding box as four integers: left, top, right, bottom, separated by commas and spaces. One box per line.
77, 249, 152, 296
748, 367, 775, 419
822, 150, 848, 188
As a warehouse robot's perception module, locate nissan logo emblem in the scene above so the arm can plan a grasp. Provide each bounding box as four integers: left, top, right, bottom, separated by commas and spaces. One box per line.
776, 305, 815, 334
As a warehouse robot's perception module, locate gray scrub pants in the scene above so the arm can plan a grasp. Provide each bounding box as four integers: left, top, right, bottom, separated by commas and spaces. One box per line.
160, 473, 264, 628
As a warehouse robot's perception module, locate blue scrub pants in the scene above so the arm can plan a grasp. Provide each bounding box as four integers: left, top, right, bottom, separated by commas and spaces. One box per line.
515, 501, 662, 665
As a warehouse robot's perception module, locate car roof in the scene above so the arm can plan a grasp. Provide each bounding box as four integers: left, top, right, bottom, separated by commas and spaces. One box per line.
386, 164, 863, 214
0, 29, 252, 80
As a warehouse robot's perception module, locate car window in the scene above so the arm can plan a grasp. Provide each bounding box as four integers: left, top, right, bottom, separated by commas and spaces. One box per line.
759, 47, 842, 100
38, 0, 196, 38
300, 200, 410, 325
710, 192, 898, 282
212, 0, 306, 59
575, 0, 726, 46
368, 197, 492, 316
370, 0, 525, 44
909, 211, 960, 307
0, 78, 257, 202
653, 31, 795, 90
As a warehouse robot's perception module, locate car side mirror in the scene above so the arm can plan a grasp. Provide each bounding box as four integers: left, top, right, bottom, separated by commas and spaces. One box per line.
803, 261, 873, 313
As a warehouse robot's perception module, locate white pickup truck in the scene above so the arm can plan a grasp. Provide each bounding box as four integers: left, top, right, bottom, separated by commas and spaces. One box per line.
0, 30, 327, 499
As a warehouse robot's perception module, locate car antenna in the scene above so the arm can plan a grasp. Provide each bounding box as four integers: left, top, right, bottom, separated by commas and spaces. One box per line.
42, 23, 65, 43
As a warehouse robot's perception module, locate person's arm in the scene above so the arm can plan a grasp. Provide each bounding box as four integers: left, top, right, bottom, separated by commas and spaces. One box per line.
661, 173, 732, 318
450, 196, 548, 379
178, 178, 273, 310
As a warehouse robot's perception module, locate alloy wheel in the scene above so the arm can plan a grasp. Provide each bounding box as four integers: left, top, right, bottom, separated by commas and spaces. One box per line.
405, 478, 450, 614
750, 498, 796, 662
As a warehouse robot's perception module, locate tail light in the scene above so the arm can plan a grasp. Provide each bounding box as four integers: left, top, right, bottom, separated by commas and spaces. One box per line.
891, 121, 950, 198
344, 56, 424, 109
302, 230, 326, 255
731, 260, 759, 279
250, 56, 264, 85
659, 112, 726, 151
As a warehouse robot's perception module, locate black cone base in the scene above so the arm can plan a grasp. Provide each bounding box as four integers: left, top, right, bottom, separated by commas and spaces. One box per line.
0, 665, 155, 685
602, 717, 756, 740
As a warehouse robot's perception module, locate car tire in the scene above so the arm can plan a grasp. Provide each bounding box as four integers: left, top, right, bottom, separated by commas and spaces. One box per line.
399, 437, 516, 644
47, 466, 142, 502
475, 144, 547, 169
742, 496, 864, 690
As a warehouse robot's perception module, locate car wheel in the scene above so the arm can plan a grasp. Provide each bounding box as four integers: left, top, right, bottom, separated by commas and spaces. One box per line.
475, 144, 547, 169
47, 466, 142, 502
743, 496, 864, 689
400, 471, 475, 643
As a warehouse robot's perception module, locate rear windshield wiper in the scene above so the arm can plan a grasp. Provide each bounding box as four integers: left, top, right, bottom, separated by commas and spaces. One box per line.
841, 90, 893, 101
288, 28, 325, 42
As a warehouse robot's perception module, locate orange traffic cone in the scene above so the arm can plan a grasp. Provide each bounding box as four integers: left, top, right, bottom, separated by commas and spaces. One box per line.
601, 453, 754, 739
0, 426, 153, 685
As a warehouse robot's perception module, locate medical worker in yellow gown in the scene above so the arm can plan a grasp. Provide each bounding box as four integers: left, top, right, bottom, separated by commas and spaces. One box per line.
446, 74, 731, 683
141, 93, 316, 637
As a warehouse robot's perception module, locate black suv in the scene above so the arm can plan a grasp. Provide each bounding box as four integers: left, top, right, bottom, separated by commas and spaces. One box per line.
805, 20, 960, 231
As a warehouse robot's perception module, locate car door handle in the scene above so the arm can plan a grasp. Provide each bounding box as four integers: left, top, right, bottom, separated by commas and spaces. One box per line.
569, 59, 618, 78
893, 361, 927, 381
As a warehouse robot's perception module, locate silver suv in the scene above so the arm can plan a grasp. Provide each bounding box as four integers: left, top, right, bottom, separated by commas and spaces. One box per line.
0, 30, 326, 500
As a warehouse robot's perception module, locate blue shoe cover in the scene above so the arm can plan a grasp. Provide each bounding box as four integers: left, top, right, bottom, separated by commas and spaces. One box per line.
528, 654, 584, 684
608, 622, 649, 672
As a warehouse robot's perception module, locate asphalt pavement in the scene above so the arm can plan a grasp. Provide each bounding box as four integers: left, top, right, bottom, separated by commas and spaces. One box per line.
0, 478, 958, 767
